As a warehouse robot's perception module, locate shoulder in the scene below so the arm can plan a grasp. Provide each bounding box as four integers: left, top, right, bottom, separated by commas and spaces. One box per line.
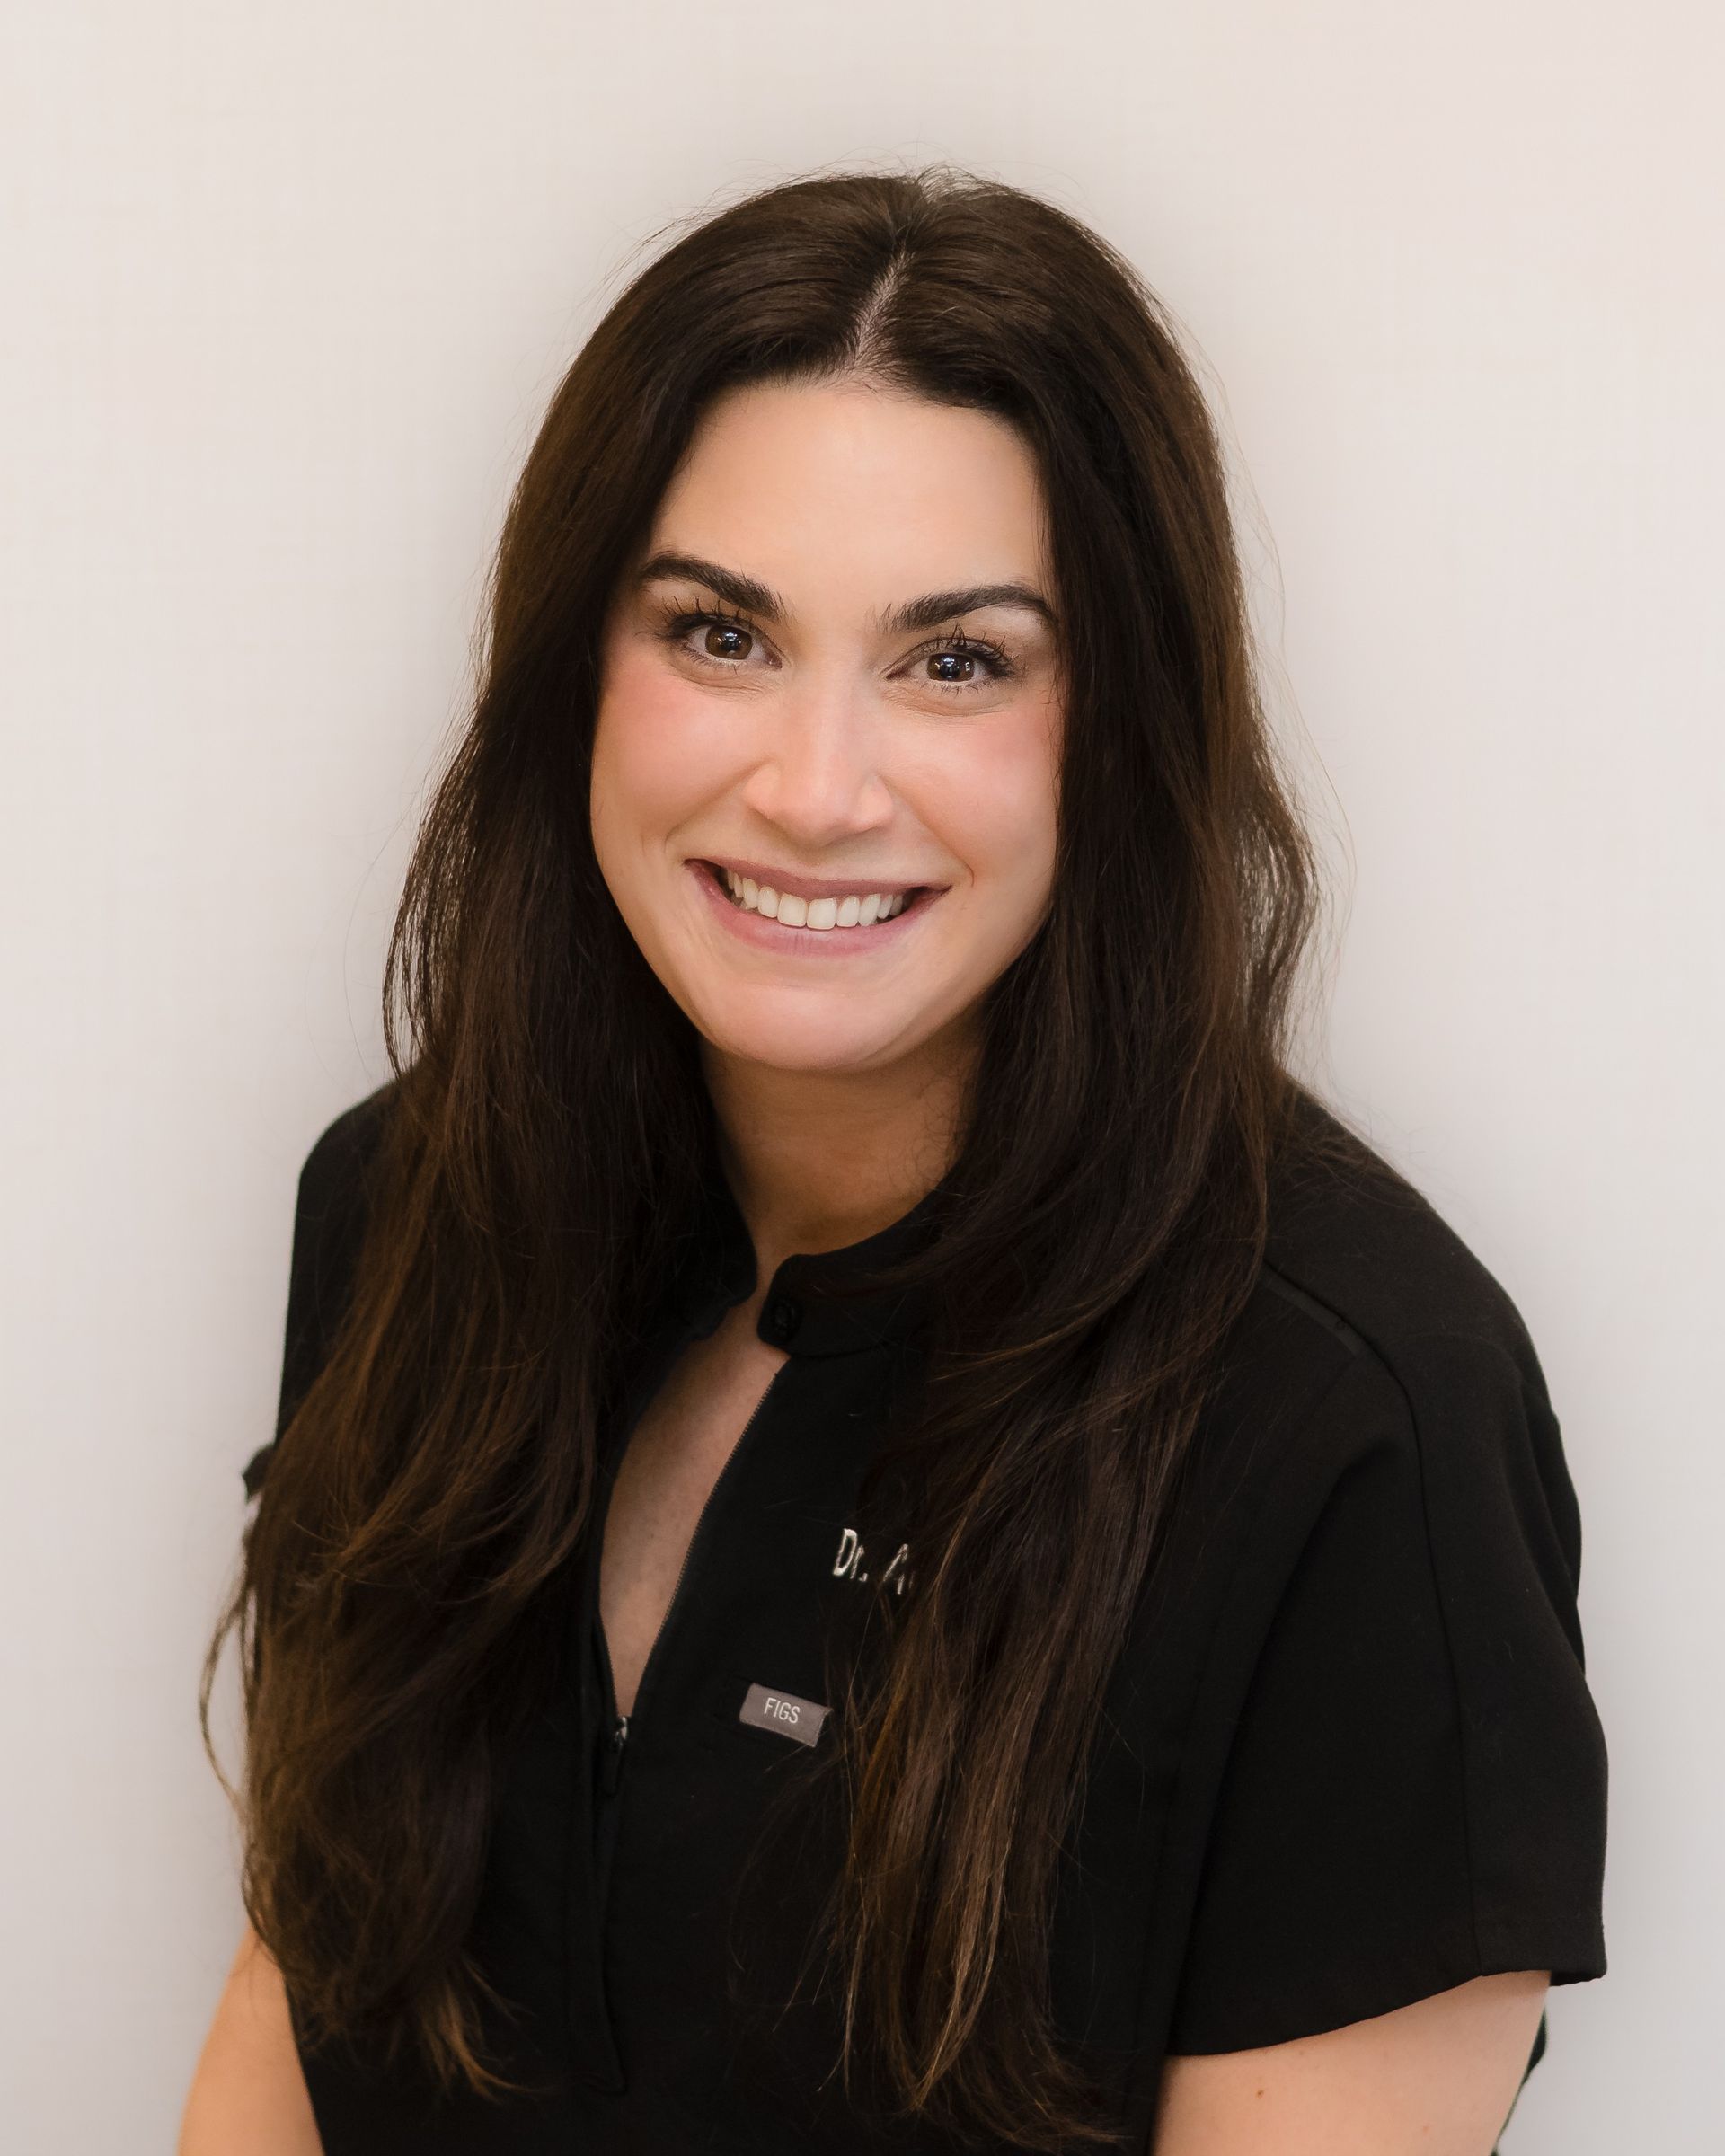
1174, 1086, 1591, 1661
281, 1078, 399, 1331
1232, 1089, 1579, 1586
244, 1082, 399, 1493
283, 1079, 400, 1298
1133, 1088, 1596, 1691
294, 1079, 397, 1219
1261, 1085, 1553, 1410
1153, 1091, 1607, 2052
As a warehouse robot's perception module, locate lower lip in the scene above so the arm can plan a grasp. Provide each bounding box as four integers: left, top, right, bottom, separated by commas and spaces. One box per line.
688, 861, 942, 957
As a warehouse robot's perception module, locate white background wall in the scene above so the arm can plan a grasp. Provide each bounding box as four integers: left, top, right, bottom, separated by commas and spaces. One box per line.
3, 4, 1717, 2147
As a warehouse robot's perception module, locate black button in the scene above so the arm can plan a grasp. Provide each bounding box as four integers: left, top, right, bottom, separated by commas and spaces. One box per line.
761, 1294, 802, 1345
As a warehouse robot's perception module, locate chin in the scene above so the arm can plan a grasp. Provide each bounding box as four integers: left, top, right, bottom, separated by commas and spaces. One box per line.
695, 1003, 926, 1077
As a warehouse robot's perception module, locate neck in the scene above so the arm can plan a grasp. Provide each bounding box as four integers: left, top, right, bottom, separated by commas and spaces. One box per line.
700, 1017, 977, 1285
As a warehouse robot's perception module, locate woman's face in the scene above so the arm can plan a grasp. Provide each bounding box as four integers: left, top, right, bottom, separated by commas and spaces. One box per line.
591, 376, 1063, 1079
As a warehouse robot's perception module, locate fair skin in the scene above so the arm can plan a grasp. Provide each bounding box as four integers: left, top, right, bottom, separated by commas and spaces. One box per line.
179, 375, 1548, 2152
179, 1927, 320, 2155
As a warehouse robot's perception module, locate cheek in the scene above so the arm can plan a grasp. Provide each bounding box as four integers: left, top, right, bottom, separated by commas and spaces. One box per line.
916, 695, 1060, 906
592, 643, 737, 842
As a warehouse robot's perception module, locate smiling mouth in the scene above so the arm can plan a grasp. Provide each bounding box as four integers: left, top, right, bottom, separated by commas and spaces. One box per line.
698, 861, 934, 931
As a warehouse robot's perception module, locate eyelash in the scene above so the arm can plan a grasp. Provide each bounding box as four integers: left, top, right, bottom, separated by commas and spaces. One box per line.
651, 603, 1018, 696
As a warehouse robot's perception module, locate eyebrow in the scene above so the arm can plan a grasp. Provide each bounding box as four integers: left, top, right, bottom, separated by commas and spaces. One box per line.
633, 550, 1057, 636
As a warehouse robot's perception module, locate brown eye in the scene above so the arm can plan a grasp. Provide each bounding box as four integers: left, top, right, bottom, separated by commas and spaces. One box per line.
703, 622, 752, 662
655, 606, 764, 672
902, 632, 1015, 697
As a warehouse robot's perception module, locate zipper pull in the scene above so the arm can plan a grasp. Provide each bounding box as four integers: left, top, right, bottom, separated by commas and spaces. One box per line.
600, 1712, 629, 1797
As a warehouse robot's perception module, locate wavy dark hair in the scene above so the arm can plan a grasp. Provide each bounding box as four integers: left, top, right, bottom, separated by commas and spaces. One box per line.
203, 163, 1346, 2150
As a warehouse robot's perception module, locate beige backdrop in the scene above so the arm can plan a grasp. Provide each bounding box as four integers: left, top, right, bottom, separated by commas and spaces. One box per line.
3, 3, 1717, 2147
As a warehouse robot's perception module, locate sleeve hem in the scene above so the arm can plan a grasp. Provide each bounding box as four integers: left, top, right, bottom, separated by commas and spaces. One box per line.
1167, 1911, 1602, 2056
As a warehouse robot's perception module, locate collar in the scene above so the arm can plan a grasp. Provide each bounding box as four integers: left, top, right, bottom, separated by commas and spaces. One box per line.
670, 1167, 946, 1359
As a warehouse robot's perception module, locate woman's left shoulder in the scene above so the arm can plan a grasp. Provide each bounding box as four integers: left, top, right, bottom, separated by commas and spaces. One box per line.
1140, 1098, 1610, 2055
1245, 1092, 1581, 1537
1263, 1090, 1551, 1356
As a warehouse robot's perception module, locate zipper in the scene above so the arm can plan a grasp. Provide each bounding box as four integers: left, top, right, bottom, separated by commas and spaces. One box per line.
599, 1708, 629, 1794
589, 1356, 791, 1875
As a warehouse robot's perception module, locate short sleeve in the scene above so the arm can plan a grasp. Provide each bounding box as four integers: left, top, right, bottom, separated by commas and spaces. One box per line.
241, 1086, 392, 1499
1167, 1338, 1608, 2055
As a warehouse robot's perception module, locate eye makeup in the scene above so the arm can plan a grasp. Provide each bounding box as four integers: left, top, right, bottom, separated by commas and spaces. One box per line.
645, 594, 1022, 698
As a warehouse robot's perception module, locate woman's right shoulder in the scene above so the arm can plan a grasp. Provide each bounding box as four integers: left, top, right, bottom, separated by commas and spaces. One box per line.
282, 1080, 398, 1321
294, 1078, 397, 1215
243, 1082, 399, 1498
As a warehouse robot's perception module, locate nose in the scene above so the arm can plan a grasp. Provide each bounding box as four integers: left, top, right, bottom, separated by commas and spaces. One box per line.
739, 684, 896, 849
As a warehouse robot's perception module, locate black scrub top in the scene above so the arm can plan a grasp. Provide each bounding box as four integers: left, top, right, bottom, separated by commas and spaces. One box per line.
245, 1086, 1608, 2153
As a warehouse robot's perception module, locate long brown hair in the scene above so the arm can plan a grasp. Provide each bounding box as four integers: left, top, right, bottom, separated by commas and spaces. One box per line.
204, 164, 1339, 2149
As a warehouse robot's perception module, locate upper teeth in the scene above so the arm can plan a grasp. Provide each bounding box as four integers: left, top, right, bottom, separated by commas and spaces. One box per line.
720, 868, 912, 929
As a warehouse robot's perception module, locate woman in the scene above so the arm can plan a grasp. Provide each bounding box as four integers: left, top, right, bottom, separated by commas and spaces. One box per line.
180, 167, 1606, 2154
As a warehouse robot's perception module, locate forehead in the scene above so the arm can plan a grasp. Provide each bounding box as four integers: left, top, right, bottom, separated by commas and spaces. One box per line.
645, 377, 1052, 620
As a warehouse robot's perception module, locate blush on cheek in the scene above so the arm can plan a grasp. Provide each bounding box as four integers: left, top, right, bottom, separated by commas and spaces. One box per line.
907, 719, 1058, 895
594, 656, 741, 831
